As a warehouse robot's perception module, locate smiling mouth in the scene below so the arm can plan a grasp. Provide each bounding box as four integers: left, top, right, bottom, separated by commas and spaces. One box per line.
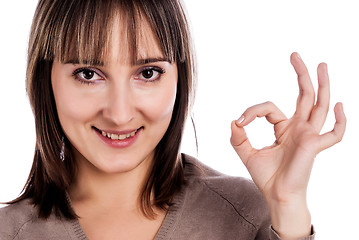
93, 127, 143, 140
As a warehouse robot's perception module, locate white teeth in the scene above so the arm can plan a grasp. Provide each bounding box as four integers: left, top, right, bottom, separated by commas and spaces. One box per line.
101, 129, 138, 140
118, 134, 126, 140
111, 134, 118, 140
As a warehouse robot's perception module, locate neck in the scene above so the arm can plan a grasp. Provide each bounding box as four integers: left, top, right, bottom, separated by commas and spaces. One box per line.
69, 151, 153, 214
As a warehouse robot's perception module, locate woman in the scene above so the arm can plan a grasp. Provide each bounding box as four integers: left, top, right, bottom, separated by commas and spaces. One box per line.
0, 0, 346, 239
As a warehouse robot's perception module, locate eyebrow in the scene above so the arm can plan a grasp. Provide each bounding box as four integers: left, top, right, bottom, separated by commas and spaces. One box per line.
134, 57, 171, 65
64, 57, 170, 66
64, 59, 105, 66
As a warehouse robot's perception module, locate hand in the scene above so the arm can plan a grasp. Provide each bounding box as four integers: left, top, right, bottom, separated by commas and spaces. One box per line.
230, 52, 346, 239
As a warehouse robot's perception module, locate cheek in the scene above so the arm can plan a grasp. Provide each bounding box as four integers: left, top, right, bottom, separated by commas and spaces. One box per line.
52, 81, 100, 126
138, 83, 177, 123
51, 61, 103, 126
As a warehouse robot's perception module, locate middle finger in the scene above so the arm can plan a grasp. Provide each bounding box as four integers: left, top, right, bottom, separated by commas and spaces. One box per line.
290, 52, 315, 120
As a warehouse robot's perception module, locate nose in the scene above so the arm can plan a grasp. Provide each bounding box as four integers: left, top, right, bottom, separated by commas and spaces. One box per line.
102, 82, 135, 126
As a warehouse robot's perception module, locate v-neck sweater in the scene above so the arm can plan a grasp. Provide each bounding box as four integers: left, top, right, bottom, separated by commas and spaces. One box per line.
0, 154, 314, 239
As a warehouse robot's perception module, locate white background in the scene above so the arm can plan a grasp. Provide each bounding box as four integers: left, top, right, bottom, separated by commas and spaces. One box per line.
1, 1, 358, 239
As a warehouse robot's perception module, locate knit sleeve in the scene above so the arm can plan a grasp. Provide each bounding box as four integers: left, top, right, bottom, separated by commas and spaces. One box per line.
269, 225, 315, 240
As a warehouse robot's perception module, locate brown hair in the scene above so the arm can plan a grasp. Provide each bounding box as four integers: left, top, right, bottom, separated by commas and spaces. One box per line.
10, 0, 195, 219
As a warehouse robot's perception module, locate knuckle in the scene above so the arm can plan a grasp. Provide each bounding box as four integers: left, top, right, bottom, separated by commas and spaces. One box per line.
315, 104, 329, 113
245, 104, 259, 113
300, 88, 315, 97
333, 130, 344, 143
264, 101, 276, 108
336, 134, 344, 142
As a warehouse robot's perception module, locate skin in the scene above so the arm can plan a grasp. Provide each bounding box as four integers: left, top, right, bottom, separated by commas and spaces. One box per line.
230, 52, 346, 239
51, 18, 177, 239
51, 13, 346, 240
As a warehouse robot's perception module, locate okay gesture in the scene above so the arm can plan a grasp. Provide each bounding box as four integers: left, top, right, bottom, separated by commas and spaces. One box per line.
230, 52, 346, 239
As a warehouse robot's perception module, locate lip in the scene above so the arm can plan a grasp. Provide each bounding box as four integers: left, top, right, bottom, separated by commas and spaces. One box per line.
93, 126, 143, 149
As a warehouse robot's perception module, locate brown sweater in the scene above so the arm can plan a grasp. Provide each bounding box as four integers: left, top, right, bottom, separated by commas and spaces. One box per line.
0, 154, 314, 239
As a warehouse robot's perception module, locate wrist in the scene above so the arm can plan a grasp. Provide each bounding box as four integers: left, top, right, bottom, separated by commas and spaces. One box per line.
268, 198, 312, 239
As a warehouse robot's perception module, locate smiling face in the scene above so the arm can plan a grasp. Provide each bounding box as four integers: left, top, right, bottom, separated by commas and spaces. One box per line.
51, 17, 178, 174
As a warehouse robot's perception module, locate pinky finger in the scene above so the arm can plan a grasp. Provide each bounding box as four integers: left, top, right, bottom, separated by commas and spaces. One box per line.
318, 102, 346, 151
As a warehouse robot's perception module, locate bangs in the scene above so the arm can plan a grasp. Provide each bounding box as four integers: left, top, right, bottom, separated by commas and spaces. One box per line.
37, 0, 188, 65
24, 0, 194, 220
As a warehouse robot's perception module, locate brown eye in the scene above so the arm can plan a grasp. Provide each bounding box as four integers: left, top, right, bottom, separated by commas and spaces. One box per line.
73, 67, 104, 85
81, 70, 95, 80
142, 69, 154, 79
135, 67, 164, 82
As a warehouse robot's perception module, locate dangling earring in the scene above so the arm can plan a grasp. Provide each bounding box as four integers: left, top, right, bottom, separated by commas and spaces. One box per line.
60, 136, 65, 162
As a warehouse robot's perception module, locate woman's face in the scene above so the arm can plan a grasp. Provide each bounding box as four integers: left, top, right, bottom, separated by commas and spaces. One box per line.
51, 19, 178, 174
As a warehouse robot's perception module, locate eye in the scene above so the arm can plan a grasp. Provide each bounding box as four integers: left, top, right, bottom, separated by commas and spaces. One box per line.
142, 69, 156, 79
135, 67, 164, 82
72, 68, 104, 84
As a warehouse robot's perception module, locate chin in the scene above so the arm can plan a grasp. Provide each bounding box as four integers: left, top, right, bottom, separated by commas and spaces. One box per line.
89, 152, 153, 174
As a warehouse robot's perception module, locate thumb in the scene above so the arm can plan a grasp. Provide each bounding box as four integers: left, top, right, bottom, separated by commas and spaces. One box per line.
230, 120, 255, 165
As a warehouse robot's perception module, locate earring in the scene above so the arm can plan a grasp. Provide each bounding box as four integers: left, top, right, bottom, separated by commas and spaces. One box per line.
60, 136, 65, 162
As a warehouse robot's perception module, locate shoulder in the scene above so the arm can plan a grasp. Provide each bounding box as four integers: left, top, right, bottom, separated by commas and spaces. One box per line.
0, 199, 79, 239
183, 153, 266, 206
0, 199, 36, 239
182, 154, 270, 230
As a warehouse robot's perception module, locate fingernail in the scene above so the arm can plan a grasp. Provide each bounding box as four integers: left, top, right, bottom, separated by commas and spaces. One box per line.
297, 53, 302, 60
235, 115, 245, 127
